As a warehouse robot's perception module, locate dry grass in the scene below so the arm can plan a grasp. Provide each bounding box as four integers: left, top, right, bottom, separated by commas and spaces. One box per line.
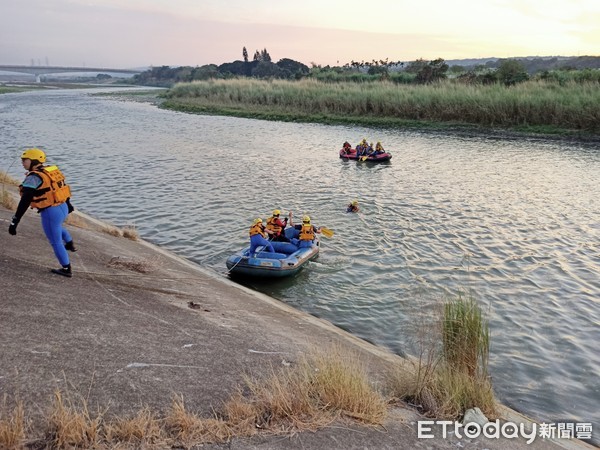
388, 356, 496, 420
0, 346, 391, 448
308, 345, 388, 423
225, 345, 387, 433
221, 391, 260, 436
388, 295, 497, 420
106, 255, 162, 273
0, 171, 20, 186
165, 396, 233, 446
121, 225, 139, 241
1, 189, 17, 210
103, 407, 165, 447
101, 223, 139, 240
64, 212, 90, 228
0, 398, 26, 450
1, 173, 19, 210
236, 363, 332, 433
102, 224, 123, 237
45, 390, 104, 449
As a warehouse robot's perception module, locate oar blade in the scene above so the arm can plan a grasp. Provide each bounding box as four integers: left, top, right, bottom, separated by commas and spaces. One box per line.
320, 227, 334, 238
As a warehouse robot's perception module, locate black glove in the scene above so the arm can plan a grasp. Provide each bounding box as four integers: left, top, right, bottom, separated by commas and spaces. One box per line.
8, 216, 19, 235
66, 198, 74, 214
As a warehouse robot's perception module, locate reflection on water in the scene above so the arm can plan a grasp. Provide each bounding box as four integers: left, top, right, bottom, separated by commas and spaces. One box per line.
1, 88, 599, 435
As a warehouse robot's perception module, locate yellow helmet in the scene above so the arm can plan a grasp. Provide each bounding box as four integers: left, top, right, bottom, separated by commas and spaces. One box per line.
302, 215, 311, 223
253, 218, 263, 225
21, 148, 46, 163
351, 200, 358, 206
377, 141, 381, 145
272, 209, 281, 216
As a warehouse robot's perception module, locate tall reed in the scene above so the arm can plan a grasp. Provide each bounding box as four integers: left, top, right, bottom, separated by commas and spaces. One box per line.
442, 294, 489, 378
389, 294, 495, 419
164, 78, 600, 133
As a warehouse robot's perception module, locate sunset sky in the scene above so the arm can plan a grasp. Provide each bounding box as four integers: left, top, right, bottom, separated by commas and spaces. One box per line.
1, 0, 598, 69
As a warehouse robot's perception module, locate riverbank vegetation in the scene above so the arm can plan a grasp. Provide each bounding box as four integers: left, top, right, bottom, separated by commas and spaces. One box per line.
0, 82, 118, 93
0, 86, 28, 94
0, 296, 495, 448
125, 49, 600, 135
0, 172, 19, 210
162, 76, 600, 135
0, 346, 387, 448
388, 295, 495, 419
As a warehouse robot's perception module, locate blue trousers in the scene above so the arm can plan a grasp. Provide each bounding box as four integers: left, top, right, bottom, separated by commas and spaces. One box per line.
249, 234, 274, 255
291, 238, 314, 248
40, 202, 72, 266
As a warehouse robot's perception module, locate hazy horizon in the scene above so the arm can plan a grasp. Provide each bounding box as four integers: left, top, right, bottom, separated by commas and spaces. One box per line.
1, 0, 598, 69
2, 54, 591, 72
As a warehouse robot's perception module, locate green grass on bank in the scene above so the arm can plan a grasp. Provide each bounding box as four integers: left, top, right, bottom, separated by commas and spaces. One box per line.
0, 86, 32, 94
0, 82, 127, 94
162, 78, 600, 136
389, 295, 495, 419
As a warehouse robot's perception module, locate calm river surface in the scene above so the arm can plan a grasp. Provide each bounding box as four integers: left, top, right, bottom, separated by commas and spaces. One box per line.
1, 88, 598, 434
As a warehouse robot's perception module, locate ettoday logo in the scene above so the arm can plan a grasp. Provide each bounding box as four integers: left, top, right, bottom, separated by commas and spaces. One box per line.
417, 420, 593, 444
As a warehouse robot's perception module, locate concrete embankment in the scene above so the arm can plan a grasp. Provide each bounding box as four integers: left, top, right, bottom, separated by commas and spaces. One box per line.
0, 203, 593, 449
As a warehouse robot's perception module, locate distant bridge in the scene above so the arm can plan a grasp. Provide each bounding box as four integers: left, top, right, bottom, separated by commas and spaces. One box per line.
0, 65, 143, 82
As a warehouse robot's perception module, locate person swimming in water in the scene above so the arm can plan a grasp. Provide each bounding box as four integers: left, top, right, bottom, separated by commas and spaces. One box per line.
347, 199, 359, 213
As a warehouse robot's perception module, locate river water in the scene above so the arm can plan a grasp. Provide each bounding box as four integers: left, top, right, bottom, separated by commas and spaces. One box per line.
1, 87, 598, 435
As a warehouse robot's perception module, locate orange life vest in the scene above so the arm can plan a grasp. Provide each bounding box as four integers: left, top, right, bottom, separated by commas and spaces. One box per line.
21, 165, 71, 210
299, 224, 315, 241
249, 223, 266, 237
266, 216, 283, 234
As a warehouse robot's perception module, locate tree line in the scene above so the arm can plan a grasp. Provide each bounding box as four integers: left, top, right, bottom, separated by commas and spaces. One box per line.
130, 49, 600, 88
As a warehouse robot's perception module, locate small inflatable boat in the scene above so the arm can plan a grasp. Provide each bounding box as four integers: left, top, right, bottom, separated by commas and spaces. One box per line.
226, 228, 319, 278
339, 148, 392, 162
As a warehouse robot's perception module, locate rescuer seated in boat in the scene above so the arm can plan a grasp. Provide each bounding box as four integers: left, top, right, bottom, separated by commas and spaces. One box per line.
356, 138, 369, 156
347, 199, 359, 213
266, 209, 293, 242
373, 141, 385, 155
366, 142, 375, 155
248, 218, 274, 255
291, 215, 321, 248
342, 141, 352, 154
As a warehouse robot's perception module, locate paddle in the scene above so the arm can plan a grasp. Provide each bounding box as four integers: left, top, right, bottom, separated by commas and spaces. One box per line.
360, 155, 368, 161
319, 227, 334, 238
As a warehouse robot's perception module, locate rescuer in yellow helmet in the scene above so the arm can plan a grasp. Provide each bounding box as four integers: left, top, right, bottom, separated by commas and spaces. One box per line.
8, 148, 76, 277
248, 217, 274, 256
291, 214, 321, 248
347, 199, 359, 213
266, 208, 293, 242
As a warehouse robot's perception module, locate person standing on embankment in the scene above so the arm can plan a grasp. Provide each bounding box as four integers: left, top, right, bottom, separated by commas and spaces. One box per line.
8, 148, 76, 277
